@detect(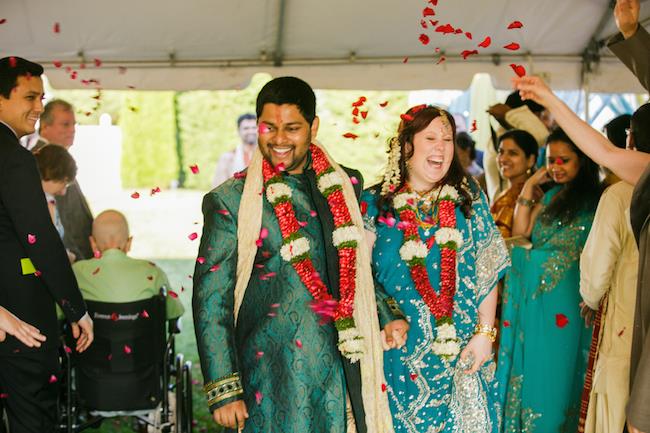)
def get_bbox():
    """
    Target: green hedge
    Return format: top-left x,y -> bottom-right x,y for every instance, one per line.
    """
119,92 -> 179,188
